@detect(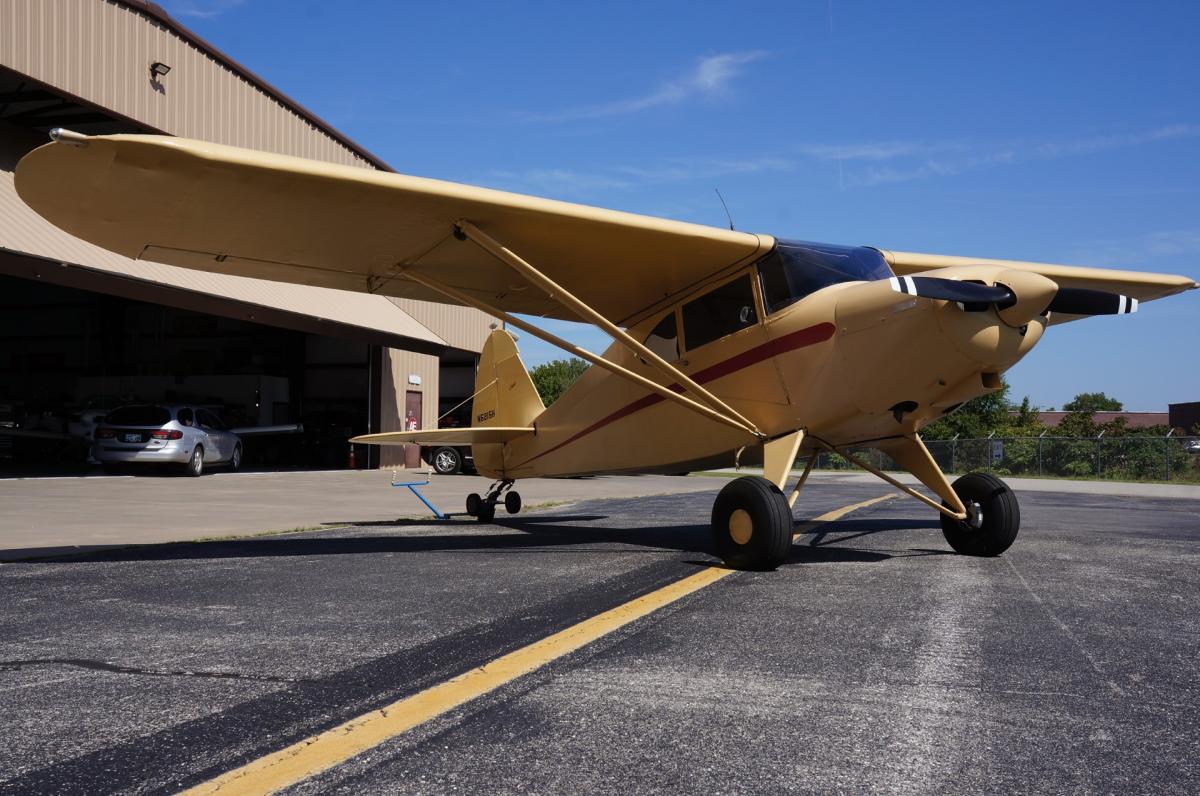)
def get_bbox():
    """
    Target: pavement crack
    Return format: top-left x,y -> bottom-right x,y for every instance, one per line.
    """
1004,557 -> 1127,697
0,658 -> 304,683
